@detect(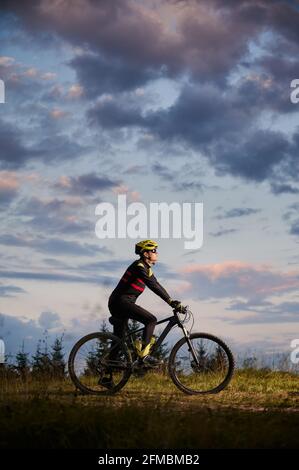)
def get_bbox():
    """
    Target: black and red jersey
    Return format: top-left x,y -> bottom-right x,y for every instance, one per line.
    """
109,259 -> 171,304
